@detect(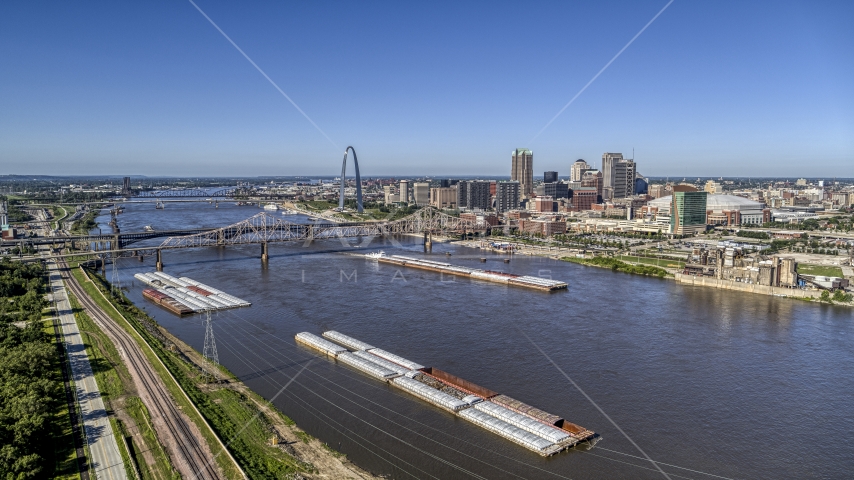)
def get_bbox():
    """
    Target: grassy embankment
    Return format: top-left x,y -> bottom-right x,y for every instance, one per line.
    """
63,286 -> 176,480
797,264 -> 844,278
562,255 -> 670,277
51,205 -> 68,231
71,209 -> 98,234
69,261 -> 316,479
616,255 -> 685,269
